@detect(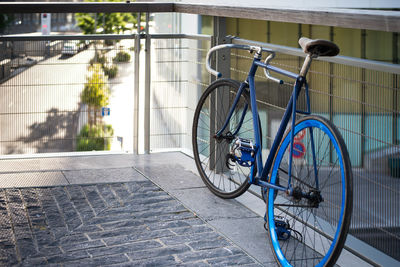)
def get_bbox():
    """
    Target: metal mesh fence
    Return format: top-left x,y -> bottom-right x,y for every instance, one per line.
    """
0,38 -> 135,155
0,32 -> 399,262
230,44 -> 400,261
150,37 -> 211,153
